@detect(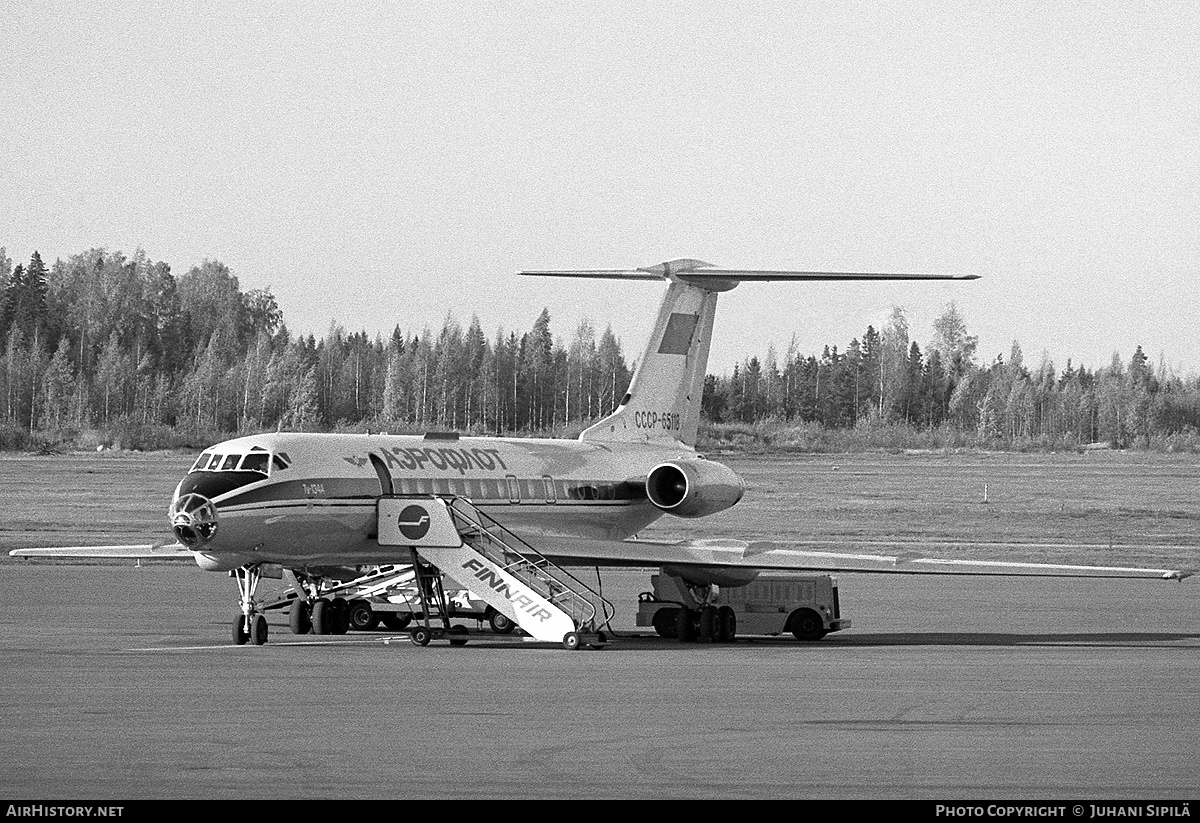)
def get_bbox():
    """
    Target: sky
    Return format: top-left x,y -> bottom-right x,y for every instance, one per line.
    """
2,1 -> 1197,377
